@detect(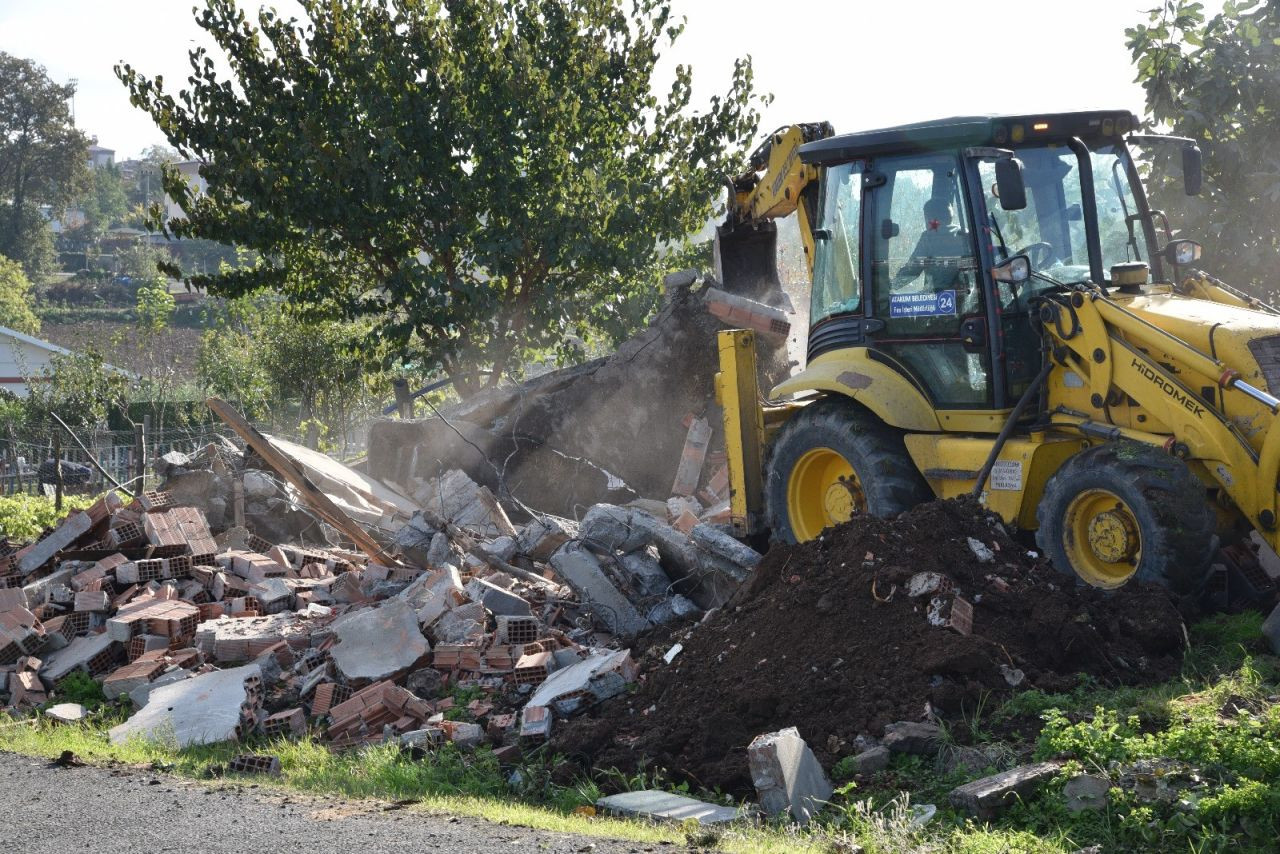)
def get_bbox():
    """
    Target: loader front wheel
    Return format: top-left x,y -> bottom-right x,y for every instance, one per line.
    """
766,397 -> 931,543
1036,442 -> 1216,593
